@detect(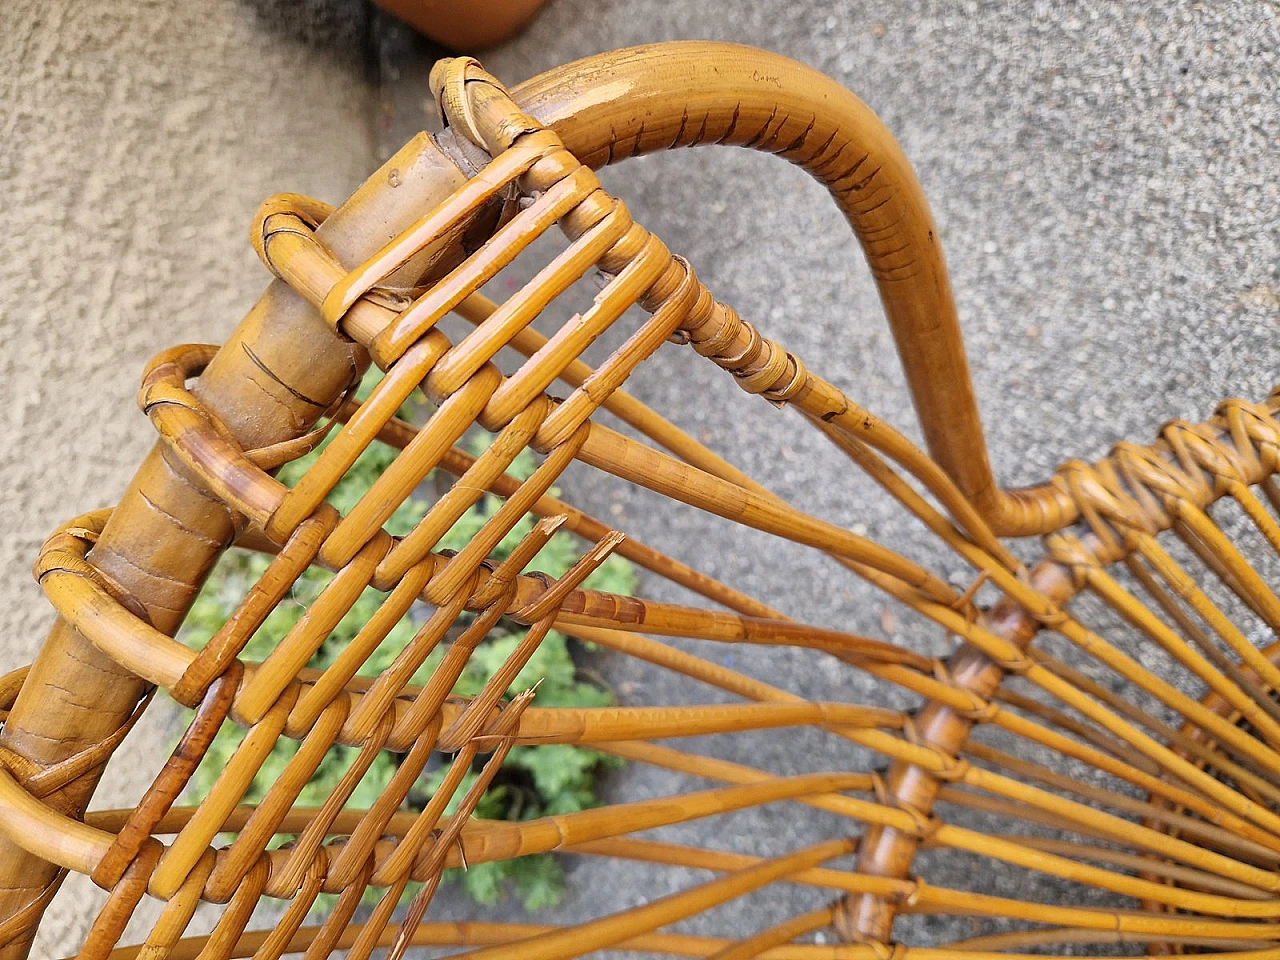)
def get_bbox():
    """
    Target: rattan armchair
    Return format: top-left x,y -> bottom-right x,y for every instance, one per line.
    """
3,42 -> 1280,960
